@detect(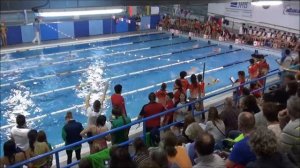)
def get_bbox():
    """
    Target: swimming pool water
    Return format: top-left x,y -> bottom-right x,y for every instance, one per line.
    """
0,32 -> 279,152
